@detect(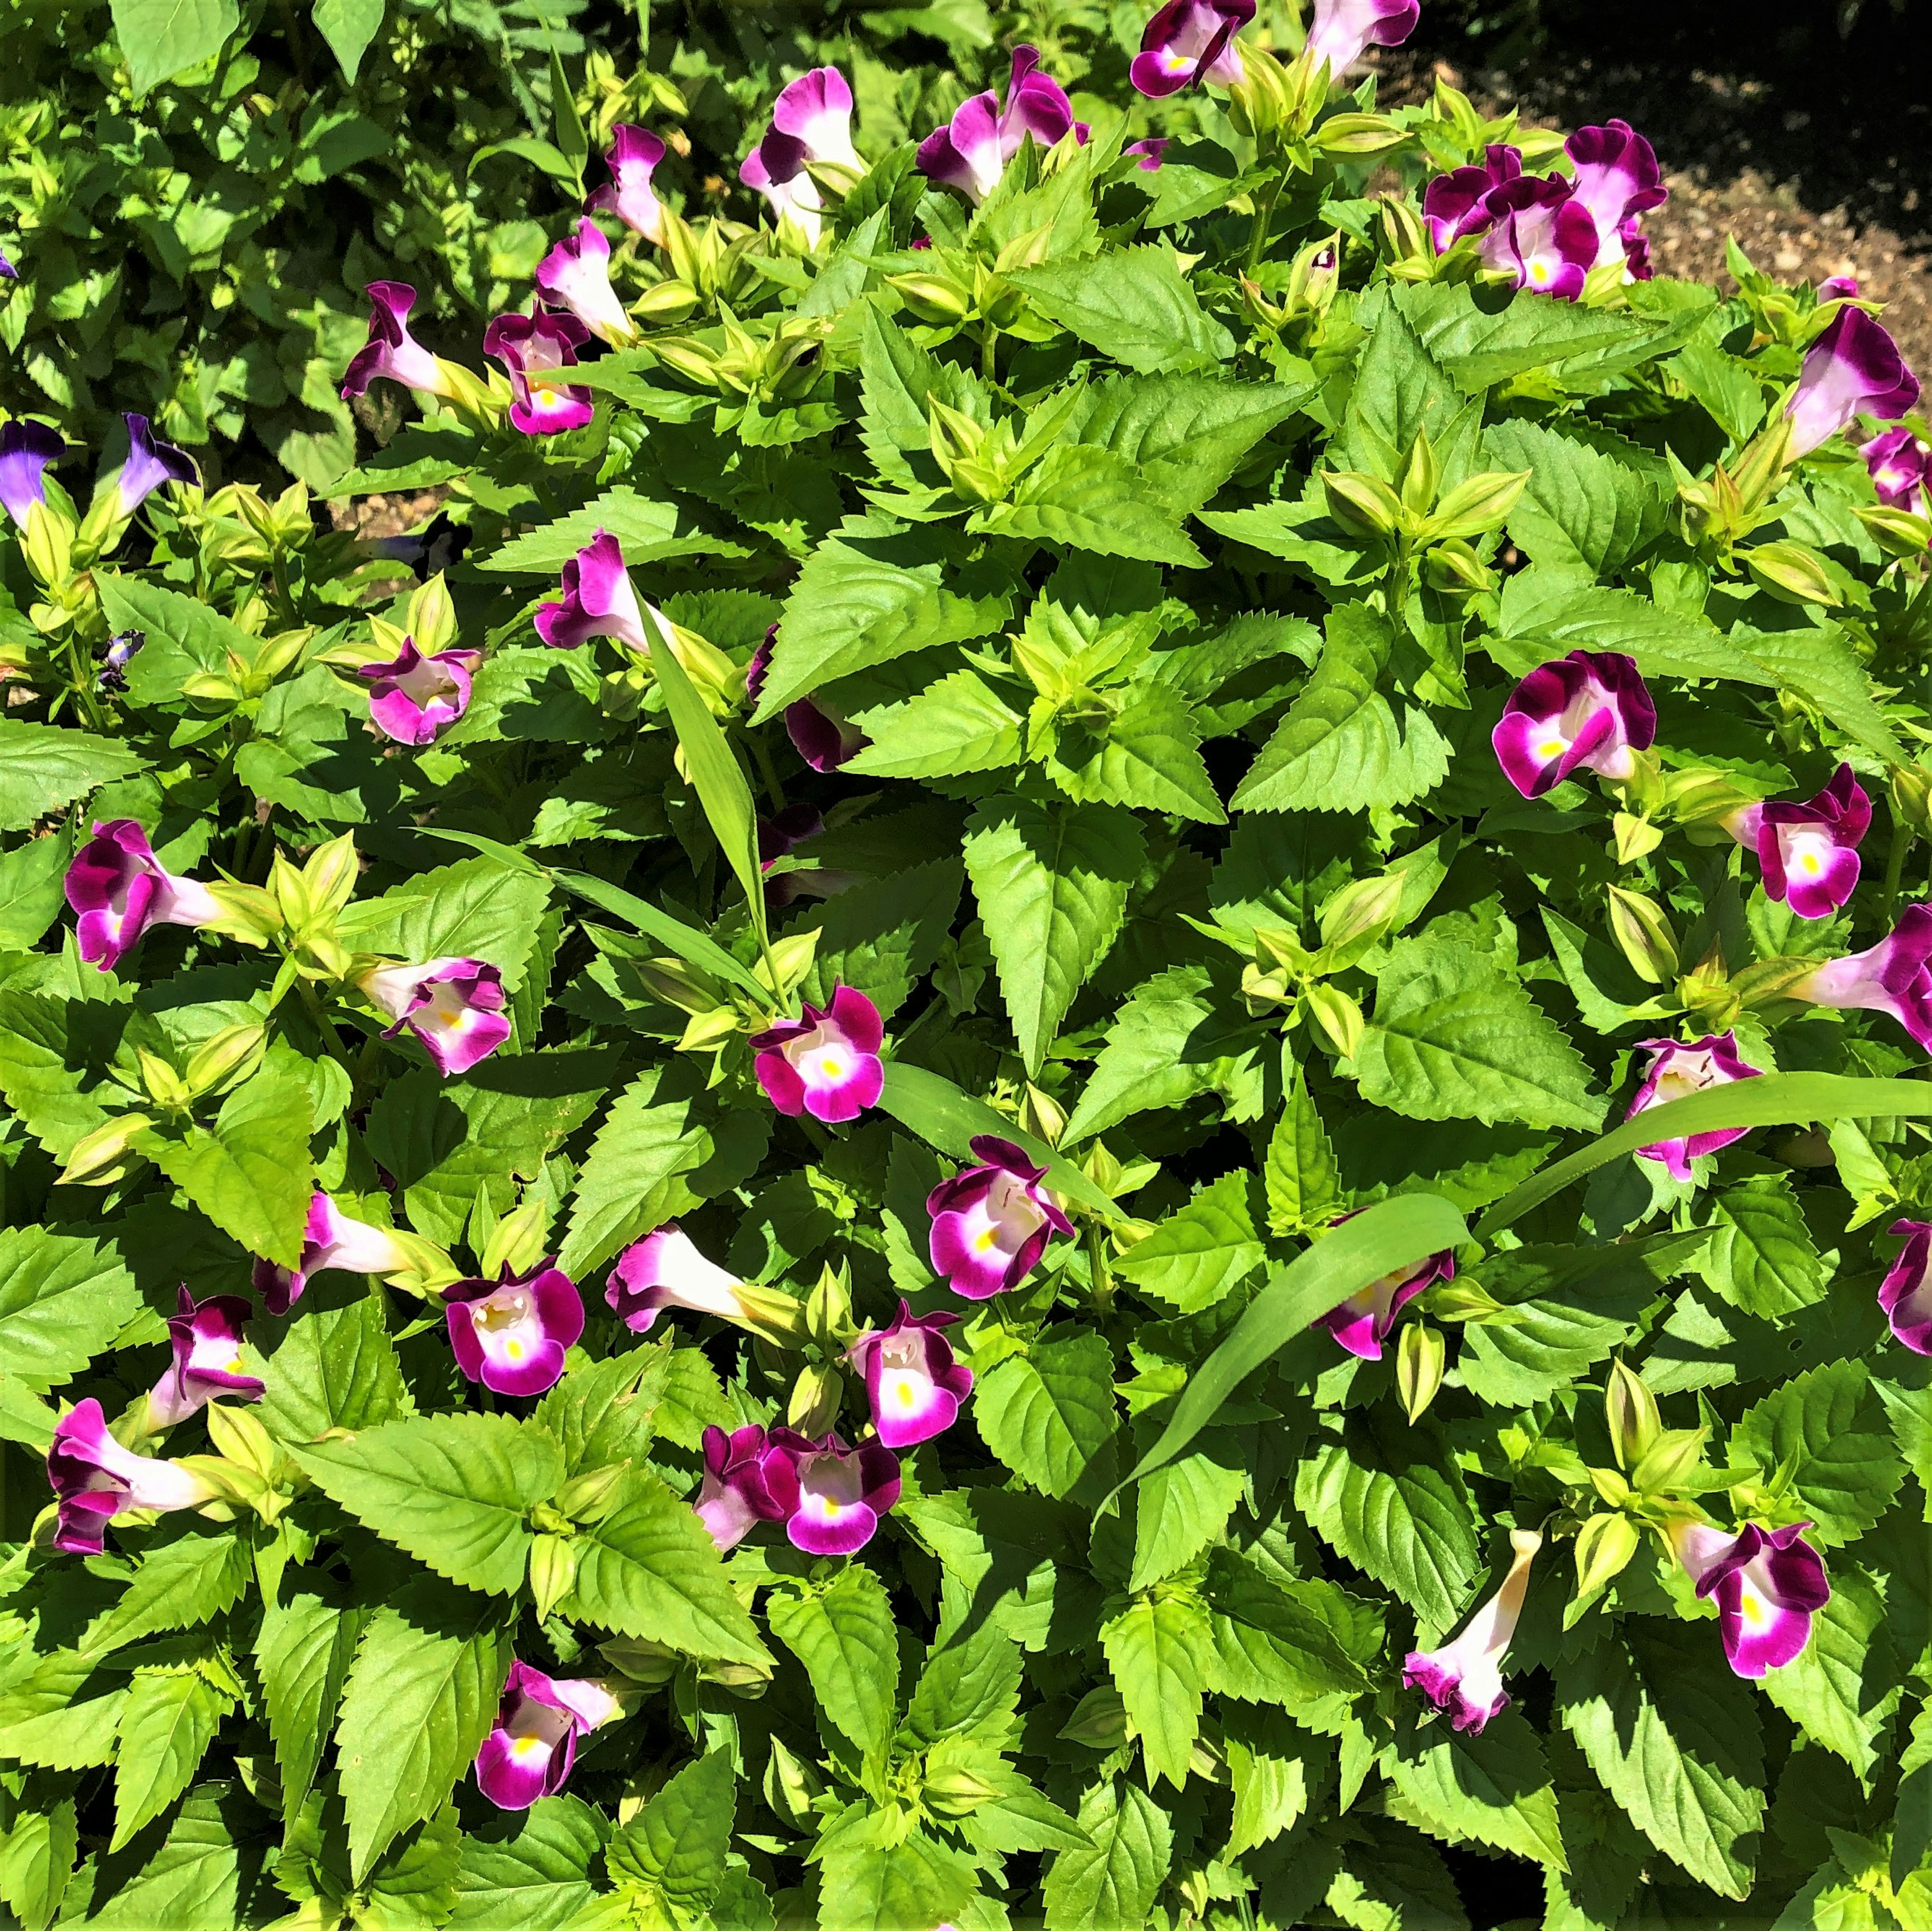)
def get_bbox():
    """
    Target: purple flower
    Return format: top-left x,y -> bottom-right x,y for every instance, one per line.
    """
474,1662 -> 621,1810
96,629 -> 144,694
1617,215 -> 1655,282
926,1134 -> 1072,1301
1863,426 -> 1930,515
1880,1219 -> 1932,1355
1564,120 -> 1666,279
606,1225 -> 756,1335
0,419 -> 65,526
1792,903 -> 1932,1051
1491,650 -> 1657,799
359,957 -> 511,1076
114,413 -> 197,518
535,531 -> 660,652
587,124 -> 669,245
1819,275 -> 1860,300
847,1301 -> 975,1447
1626,1033 -> 1765,1183
1421,145 -> 1522,251
1130,0 -> 1253,98
1303,0 -> 1419,75
444,1261 -> 584,1398
750,985 -> 884,1124
147,1287 -> 264,1430
357,636 -> 481,746
64,819 -> 222,973
46,1398 -> 213,1555
694,1423 -> 788,1550
1672,1520 -> 1829,1677
0,249 -> 13,278
252,1192 -> 414,1316
1786,306 -> 1920,458
1476,176 -> 1599,300
1728,763 -> 1871,920
1403,1529 -> 1539,1734
759,802 -> 826,870
917,47 -> 1088,203
1316,1223 -> 1454,1361
482,310 -> 595,438
1125,137 -> 1170,171
341,282 -> 458,401
759,1428 -> 901,1557
534,219 -> 636,349
785,696 -> 868,772
740,68 -> 860,247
